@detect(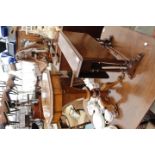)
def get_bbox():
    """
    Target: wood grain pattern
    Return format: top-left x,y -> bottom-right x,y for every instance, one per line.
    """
43,72 -> 90,124
63,31 -> 115,60
100,26 -> 155,128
